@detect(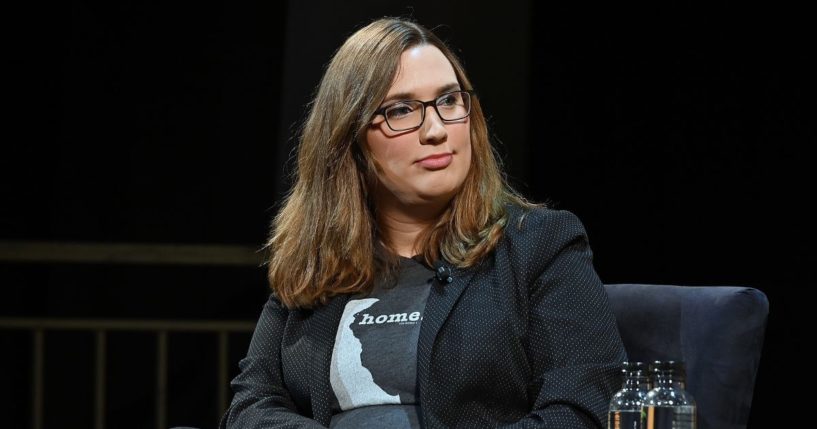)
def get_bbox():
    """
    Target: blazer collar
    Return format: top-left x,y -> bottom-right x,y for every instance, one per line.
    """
416,264 -> 478,390
306,293 -> 351,425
